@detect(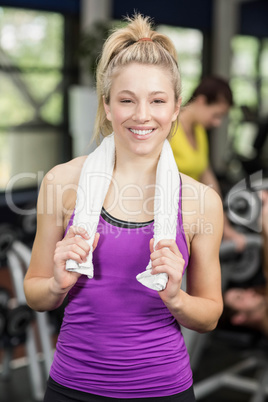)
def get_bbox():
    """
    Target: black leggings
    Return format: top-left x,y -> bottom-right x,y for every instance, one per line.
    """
43,377 -> 196,402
